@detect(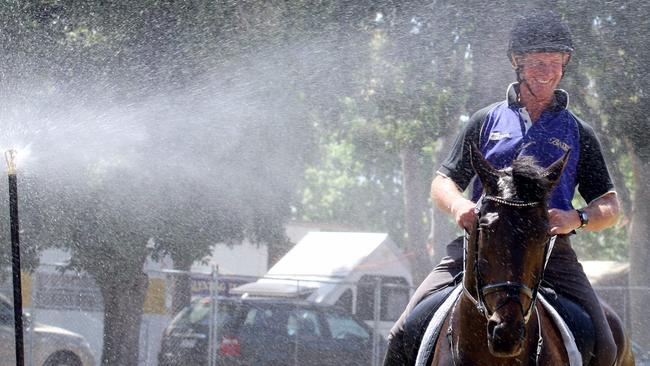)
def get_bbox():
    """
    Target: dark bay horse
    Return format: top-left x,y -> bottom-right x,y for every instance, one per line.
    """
423,146 -> 635,366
